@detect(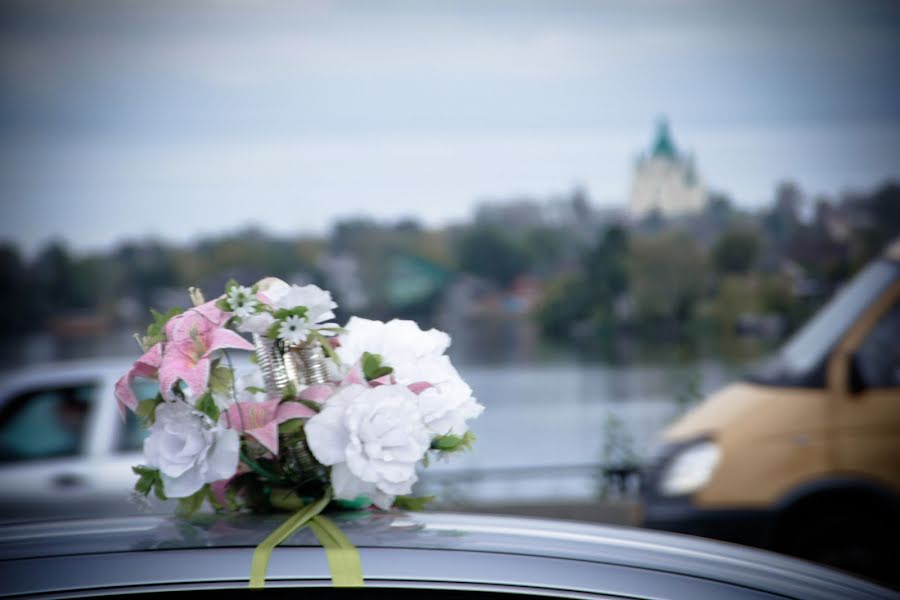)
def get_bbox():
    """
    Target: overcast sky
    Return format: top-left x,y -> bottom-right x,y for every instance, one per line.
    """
2,0 -> 900,254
